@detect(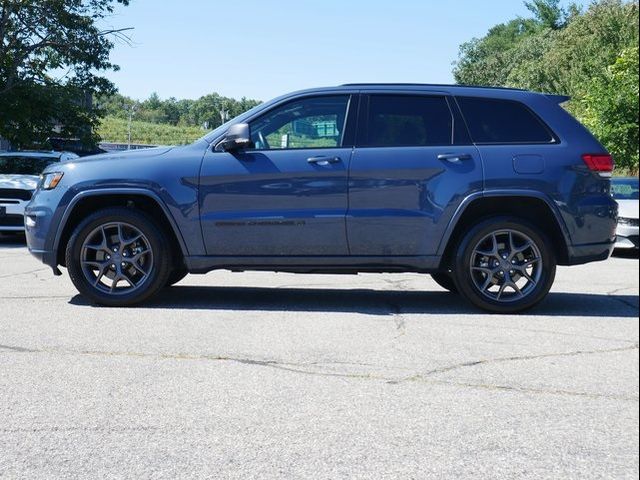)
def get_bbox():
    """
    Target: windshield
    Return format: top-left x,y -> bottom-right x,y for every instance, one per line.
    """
611,178 -> 639,200
199,102 -> 267,144
0,156 -> 58,175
